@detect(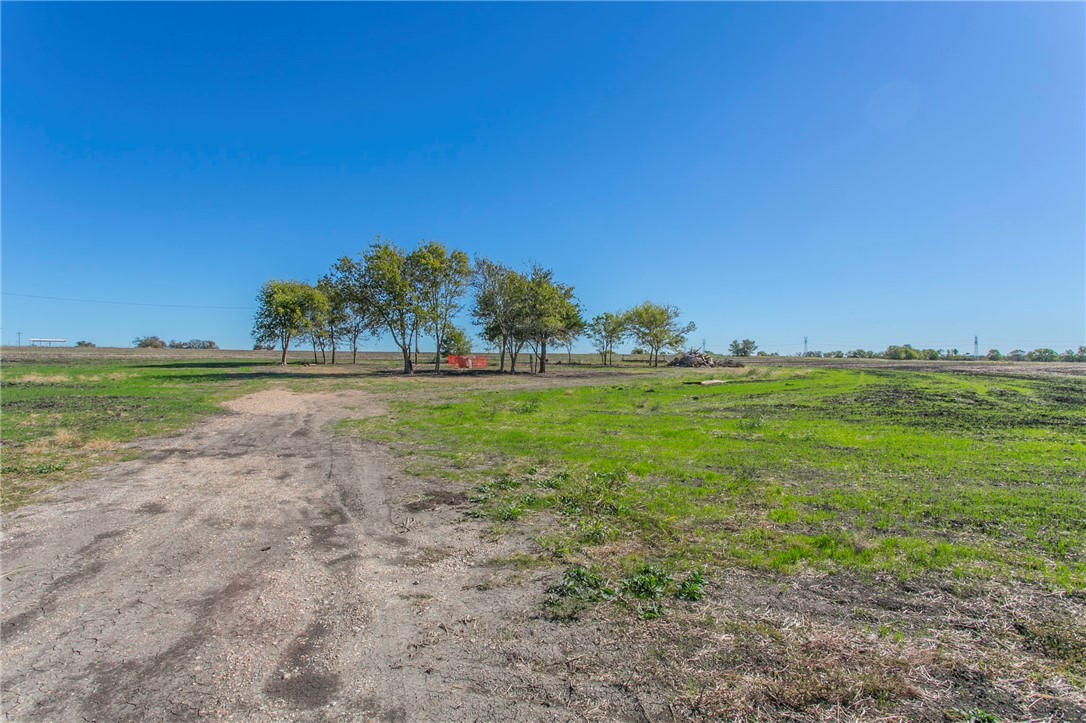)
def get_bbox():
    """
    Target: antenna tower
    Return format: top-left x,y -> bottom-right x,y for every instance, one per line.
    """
974,336 -> 979,359
803,336 -> 808,356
